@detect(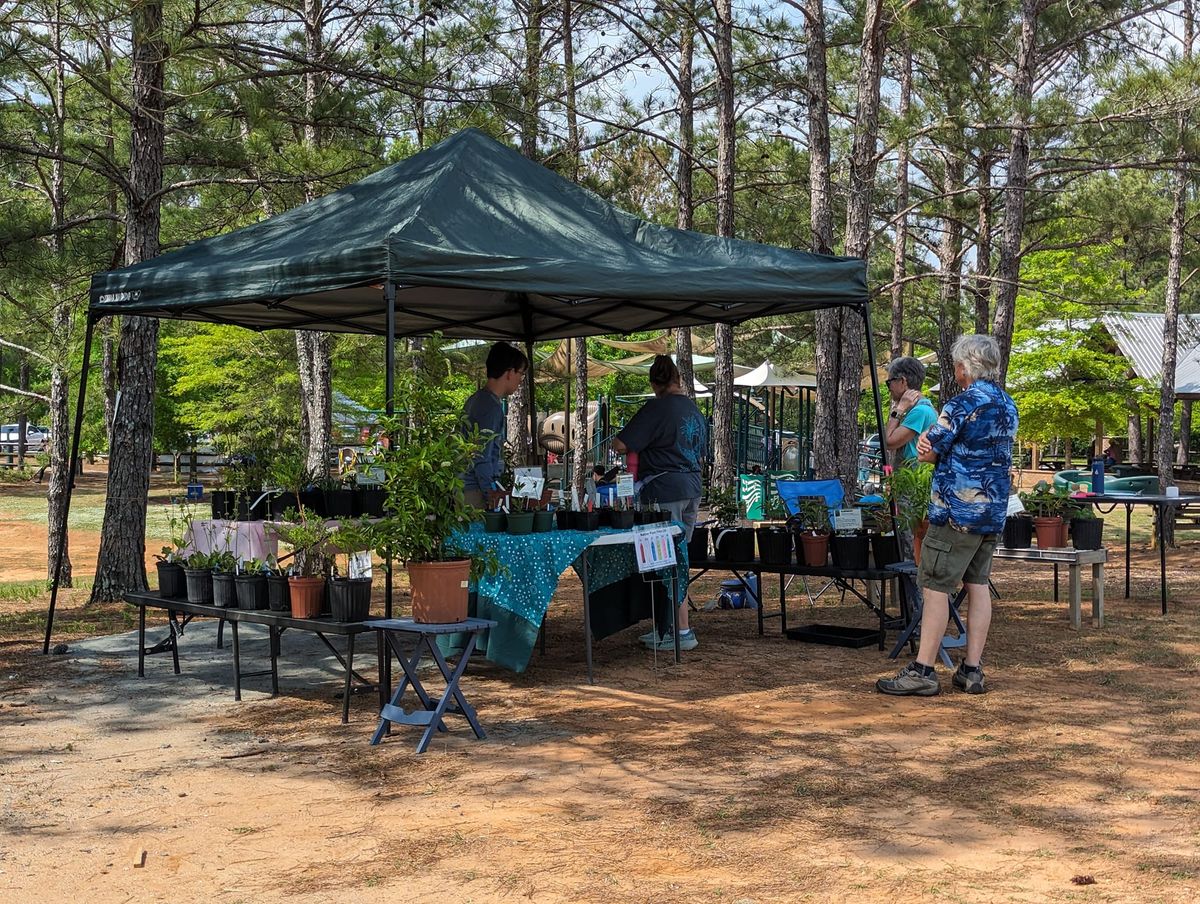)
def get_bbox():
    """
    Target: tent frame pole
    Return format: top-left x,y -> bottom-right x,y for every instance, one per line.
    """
858,300 -> 894,529
44,312 -> 96,653
384,282 -> 396,620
